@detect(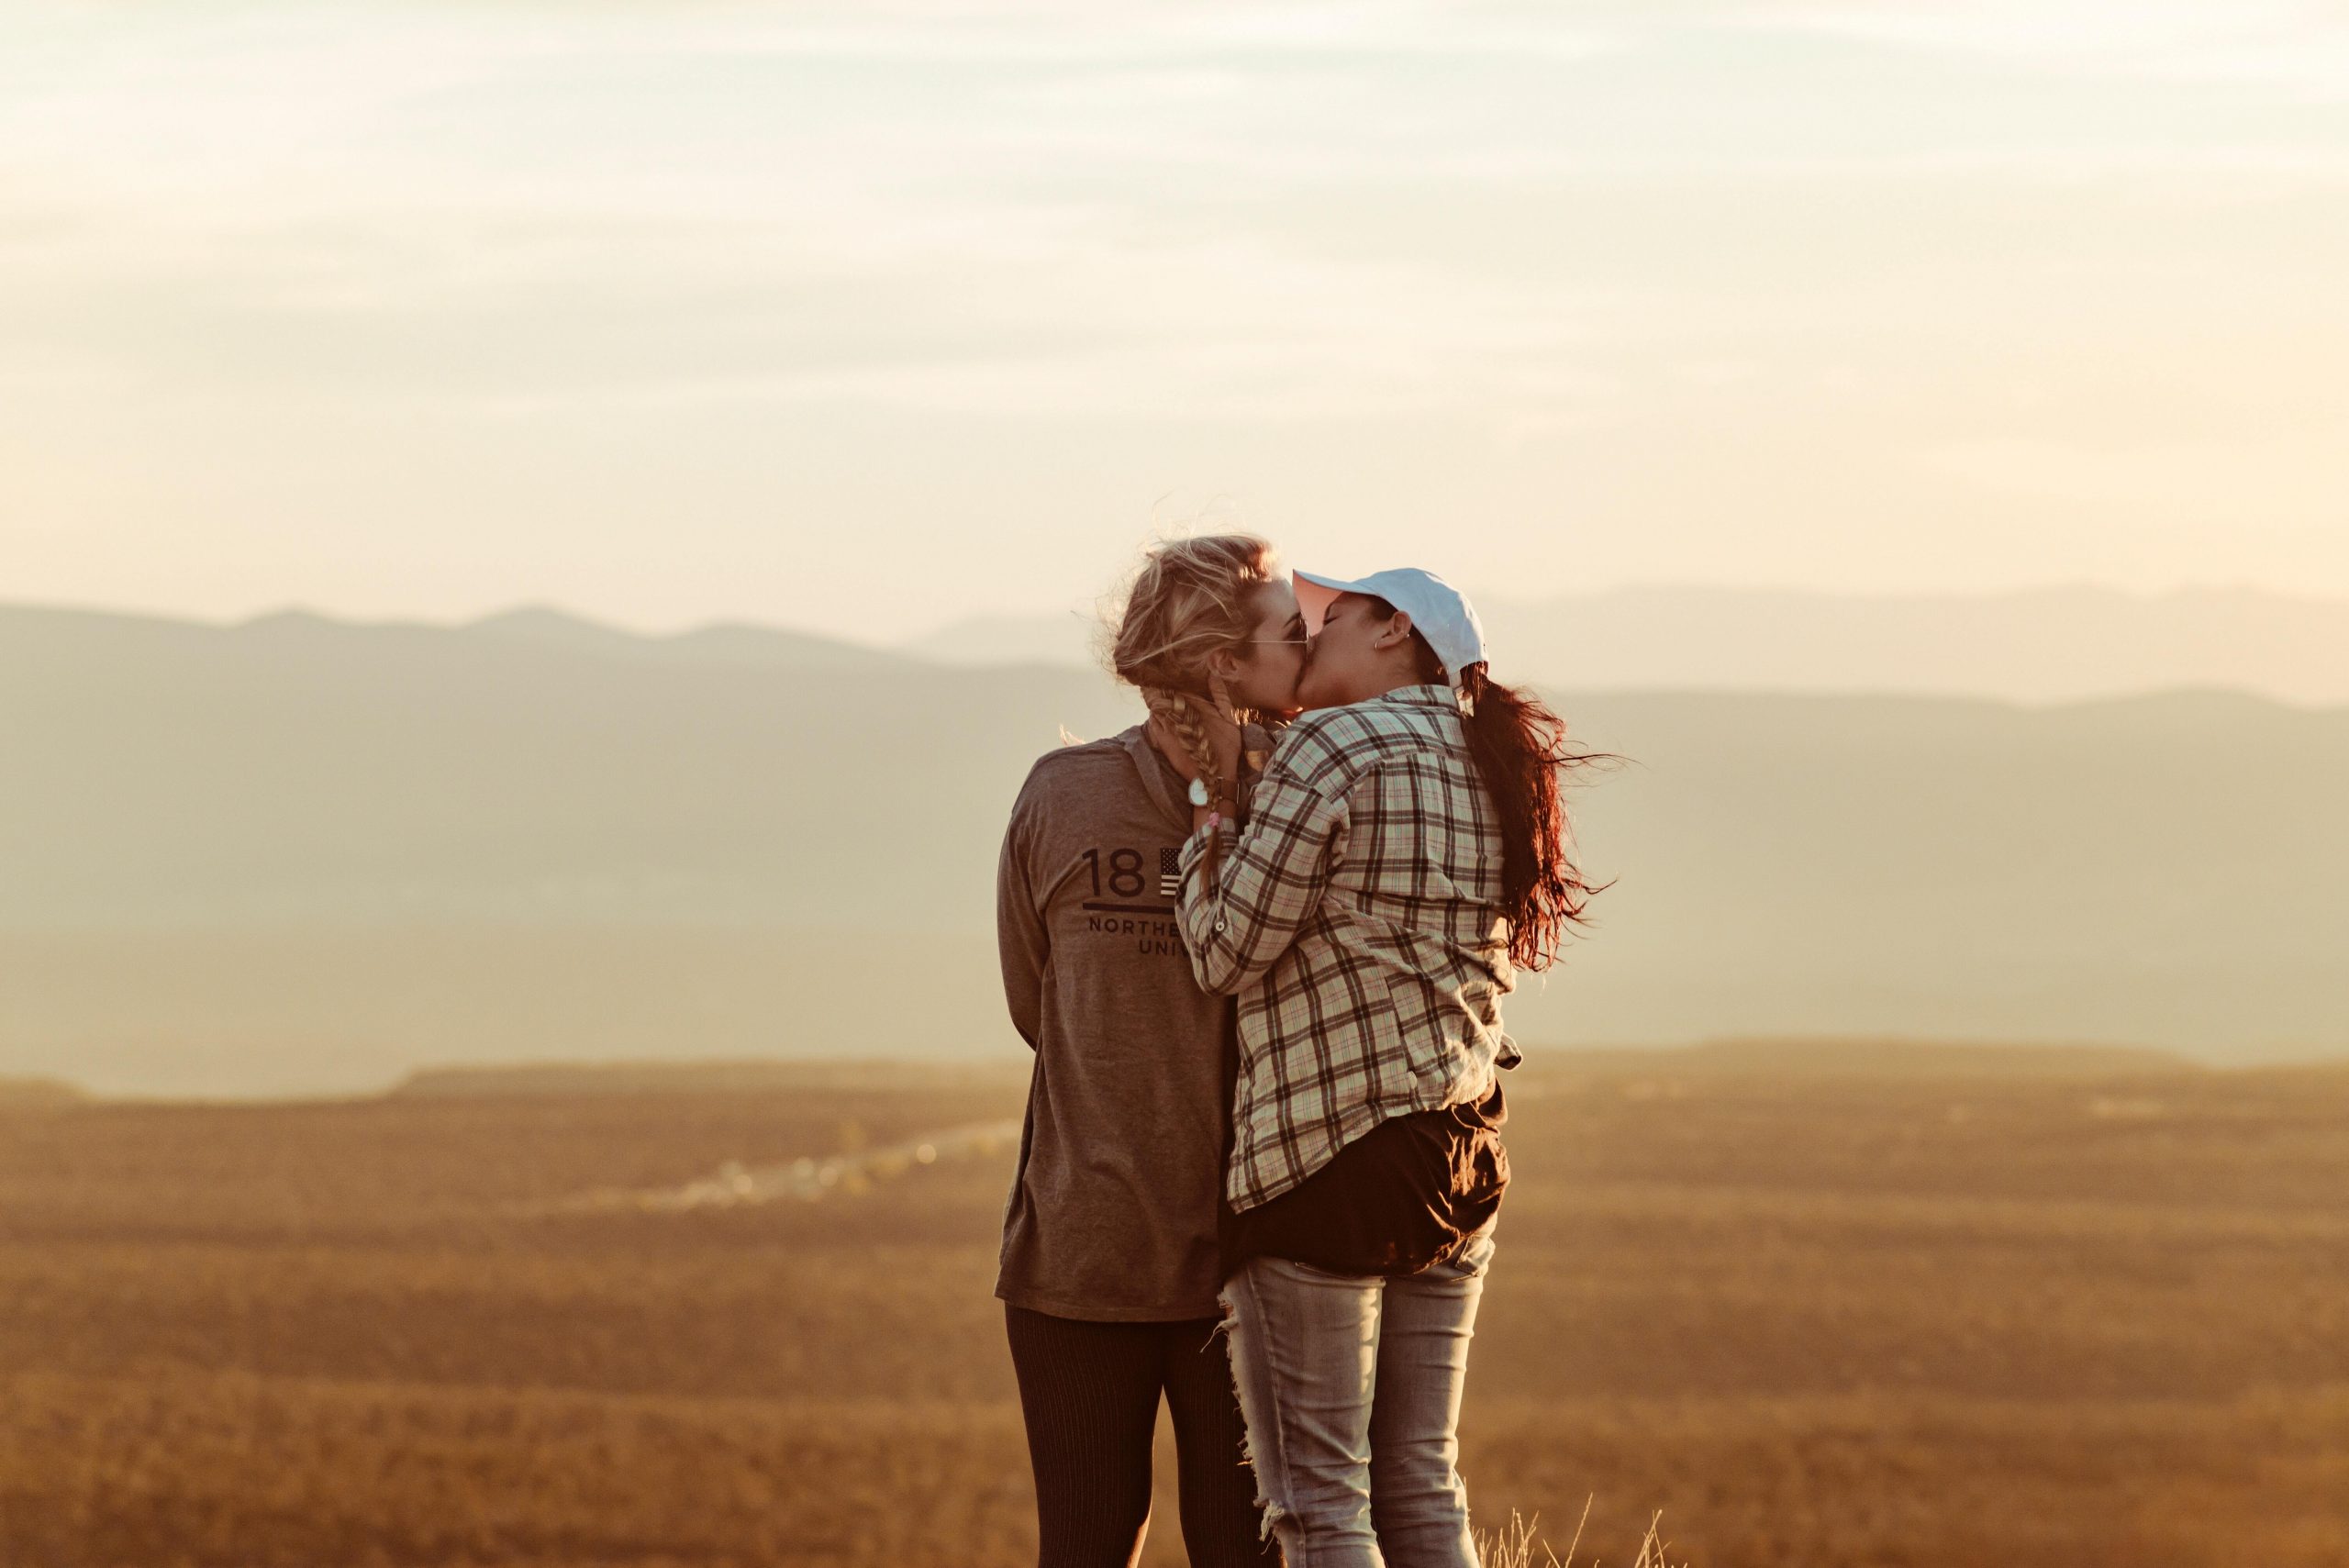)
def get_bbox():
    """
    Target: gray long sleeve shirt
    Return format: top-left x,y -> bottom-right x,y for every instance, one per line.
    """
995,723 -> 1249,1321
